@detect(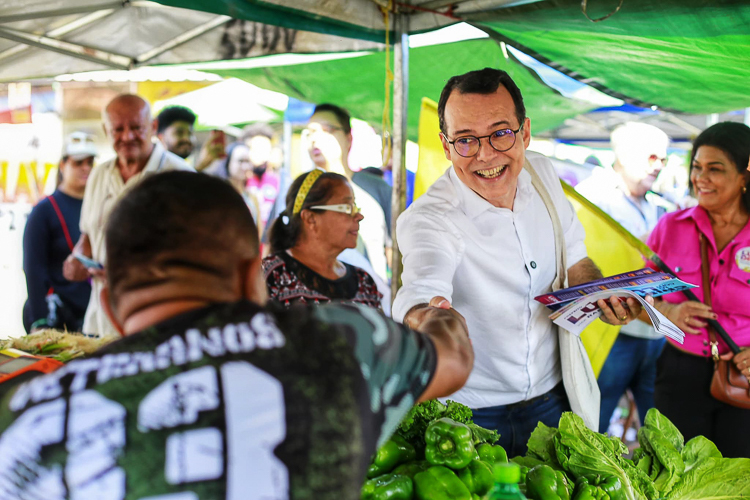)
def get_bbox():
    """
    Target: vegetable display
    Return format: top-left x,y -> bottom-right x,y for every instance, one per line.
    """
363,400 -> 506,500
515,408 -> 750,500
365,402 -> 750,500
